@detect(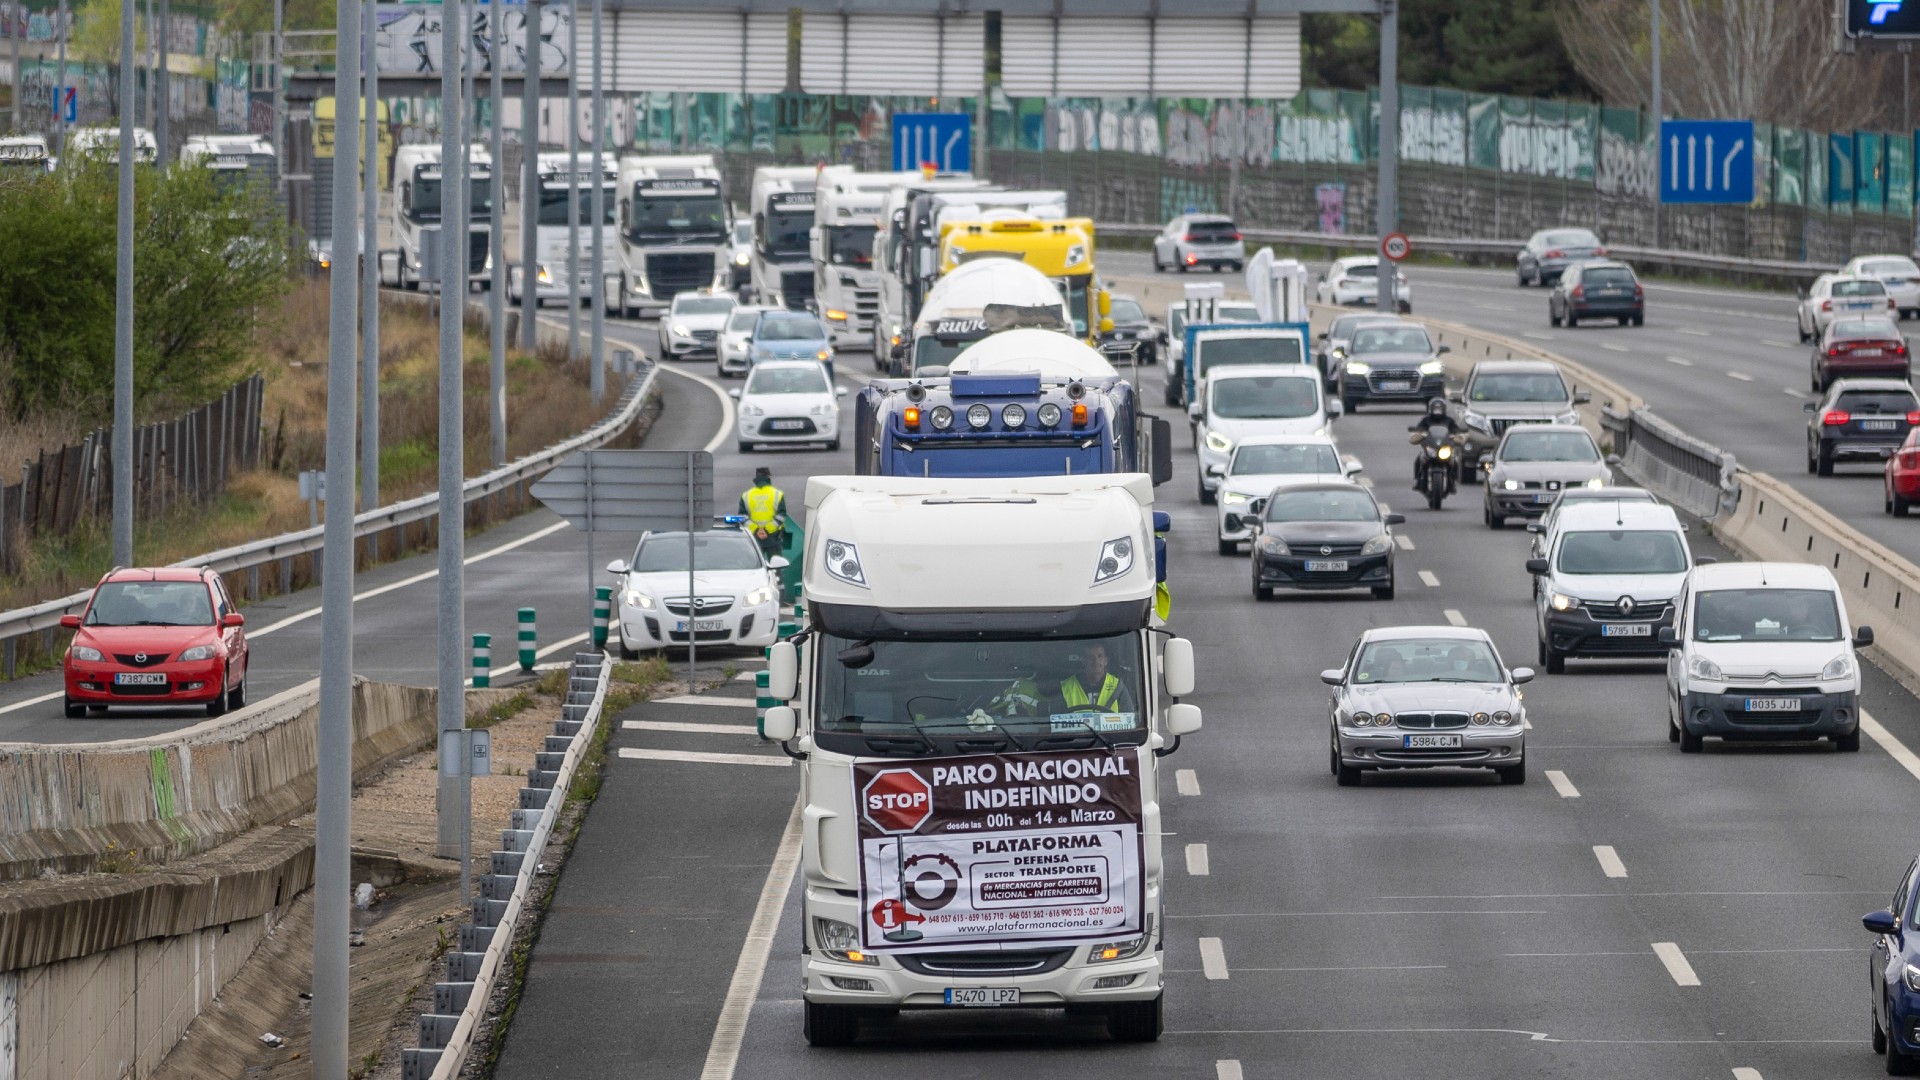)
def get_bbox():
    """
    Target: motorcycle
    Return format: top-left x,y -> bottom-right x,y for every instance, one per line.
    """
1409,423 -> 1464,510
